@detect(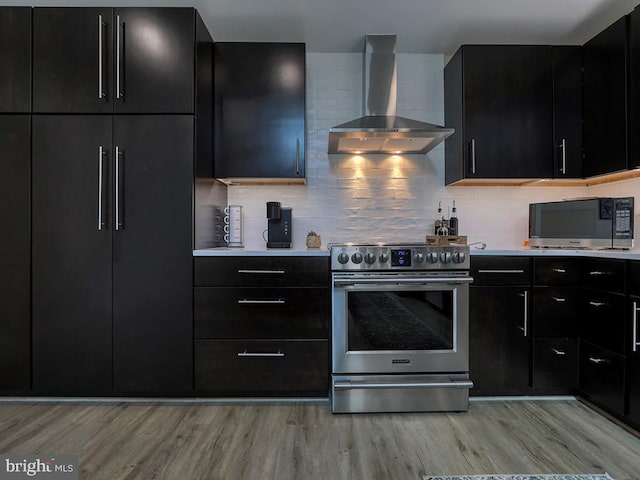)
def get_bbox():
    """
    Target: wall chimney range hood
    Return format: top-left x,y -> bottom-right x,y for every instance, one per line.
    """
328,35 -> 454,155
